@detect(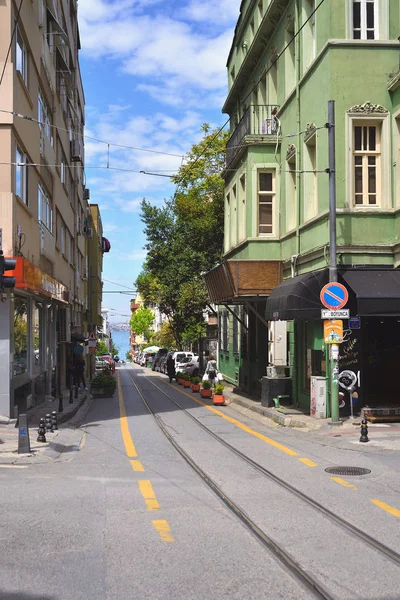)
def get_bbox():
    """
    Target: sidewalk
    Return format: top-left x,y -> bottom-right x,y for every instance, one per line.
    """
0,388 -> 91,464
